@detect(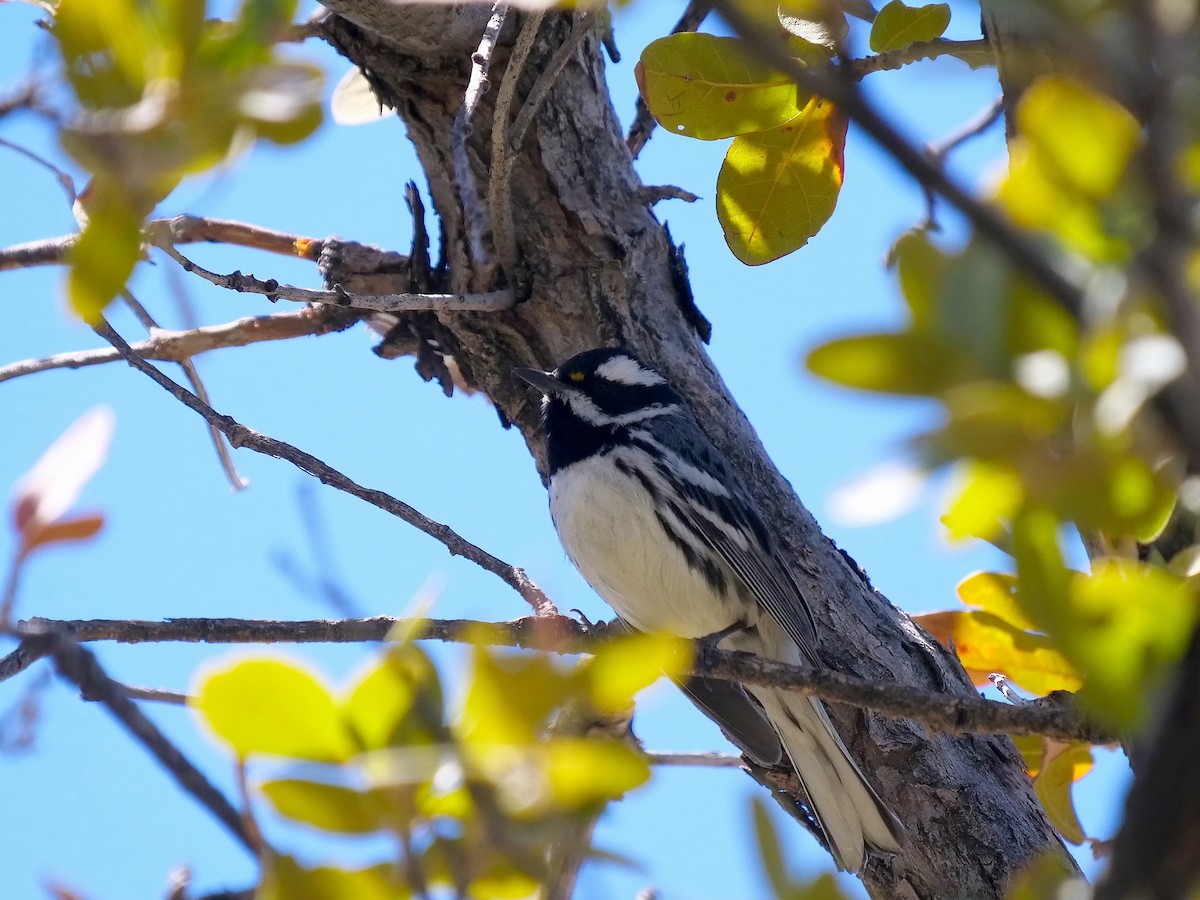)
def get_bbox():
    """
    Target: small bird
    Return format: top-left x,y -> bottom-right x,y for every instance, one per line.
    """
516,347 -> 903,872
